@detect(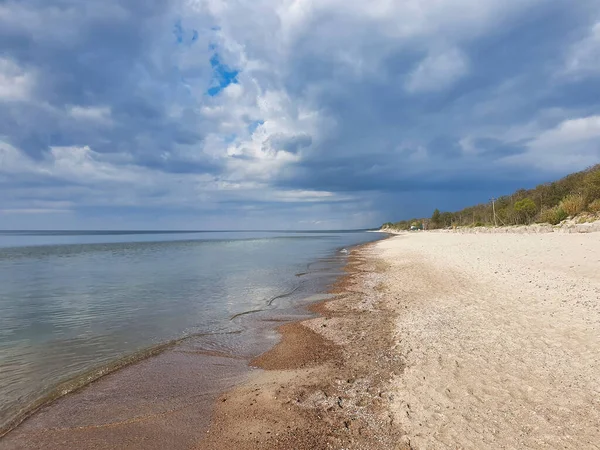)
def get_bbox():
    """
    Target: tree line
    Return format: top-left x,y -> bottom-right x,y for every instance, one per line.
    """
382,164 -> 600,230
